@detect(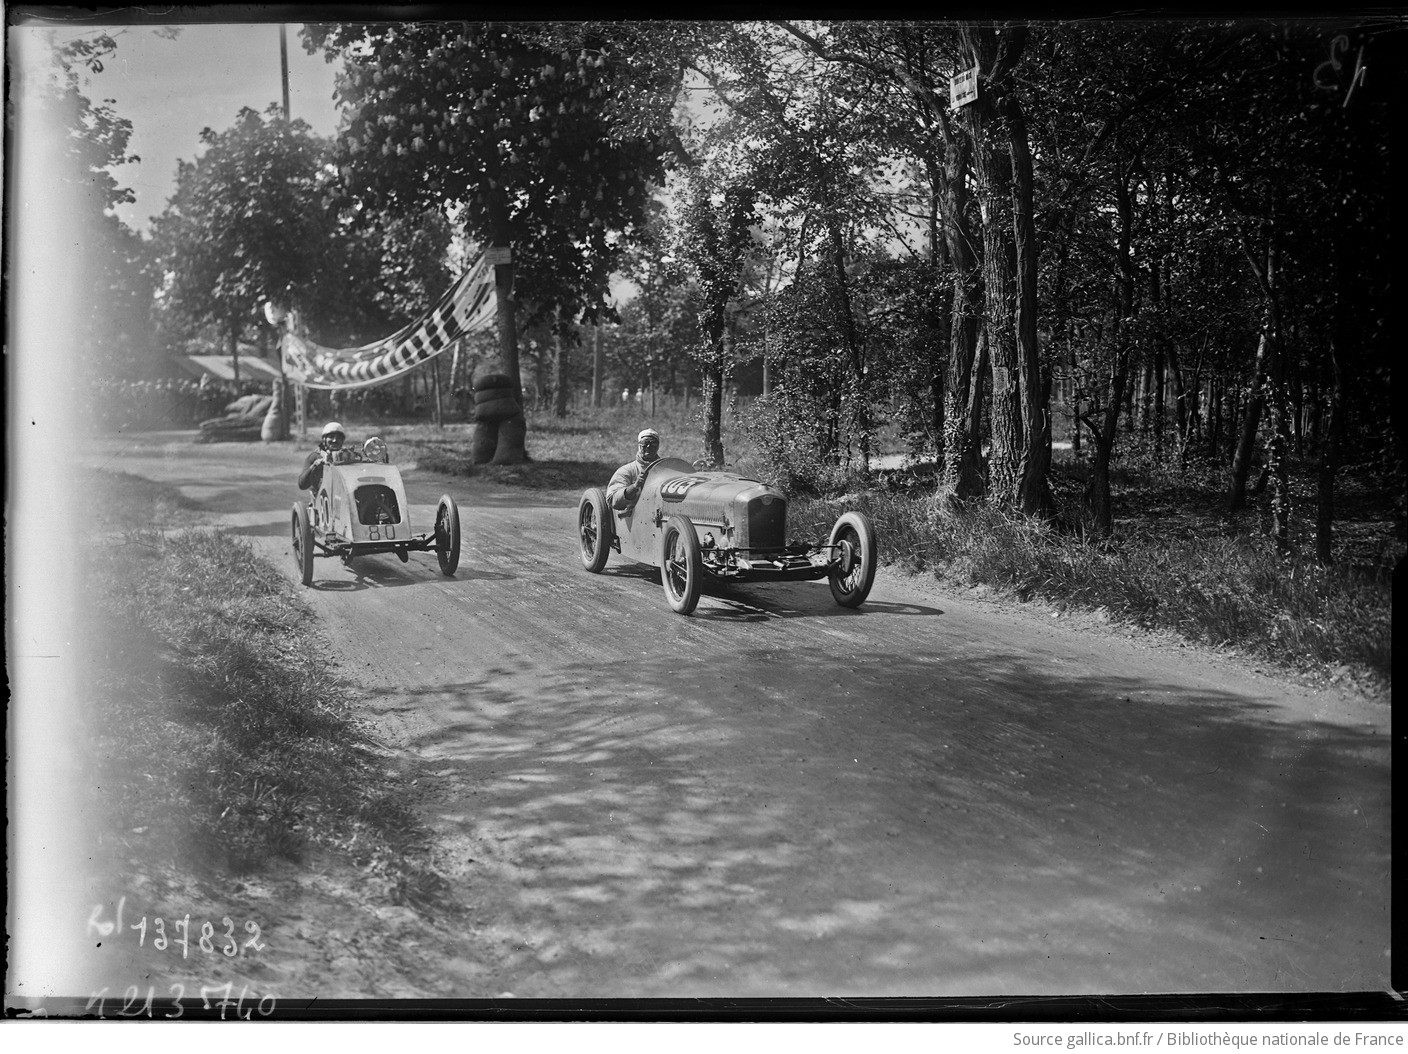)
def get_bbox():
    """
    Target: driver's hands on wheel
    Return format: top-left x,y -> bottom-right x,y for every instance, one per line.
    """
625,483 -> 641,503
